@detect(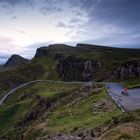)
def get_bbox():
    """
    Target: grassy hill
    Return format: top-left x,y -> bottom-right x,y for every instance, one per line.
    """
0,81 -> 122,139
0,43 -> 140,139
0,80 -> 140,139
0,81 -> 81,138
